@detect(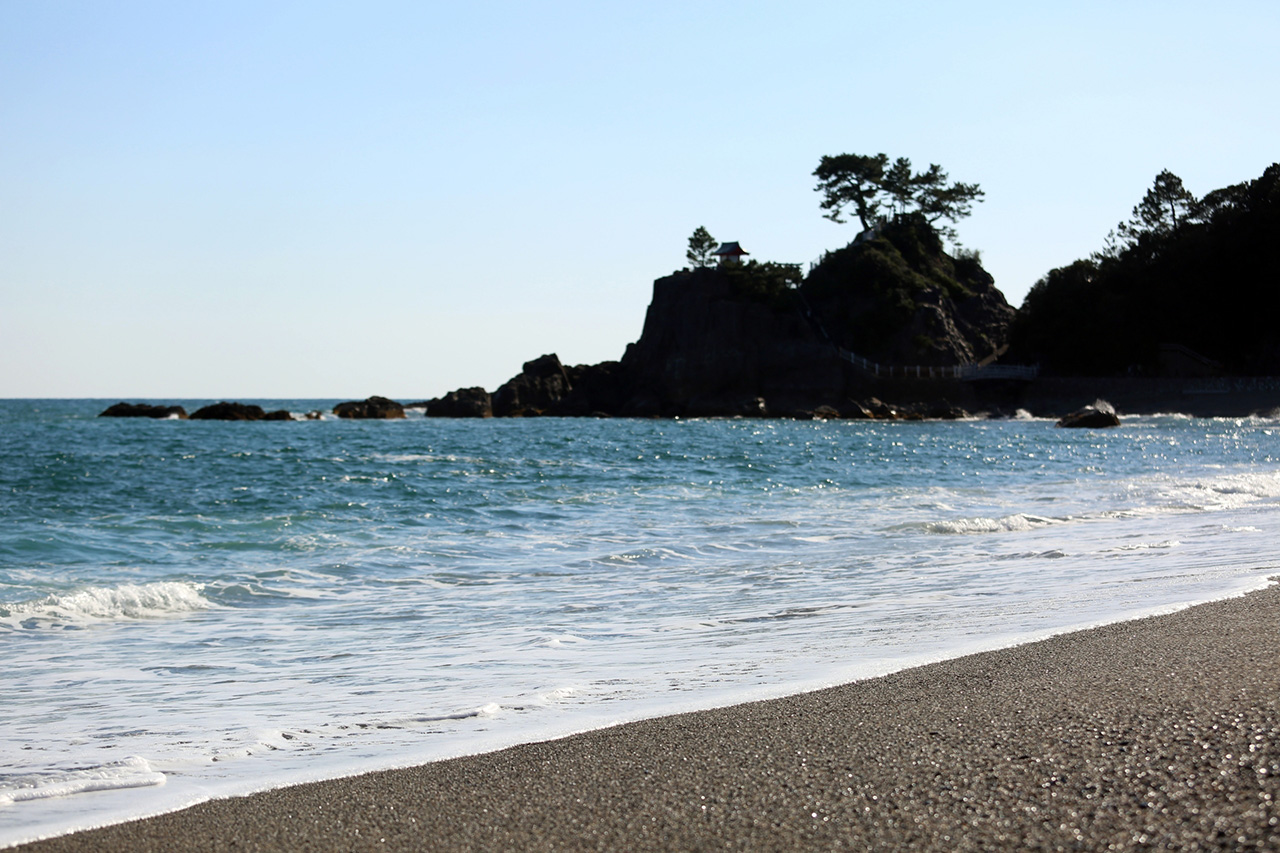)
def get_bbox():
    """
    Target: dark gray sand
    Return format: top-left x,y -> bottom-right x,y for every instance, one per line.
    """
17,583 -> 1280,852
